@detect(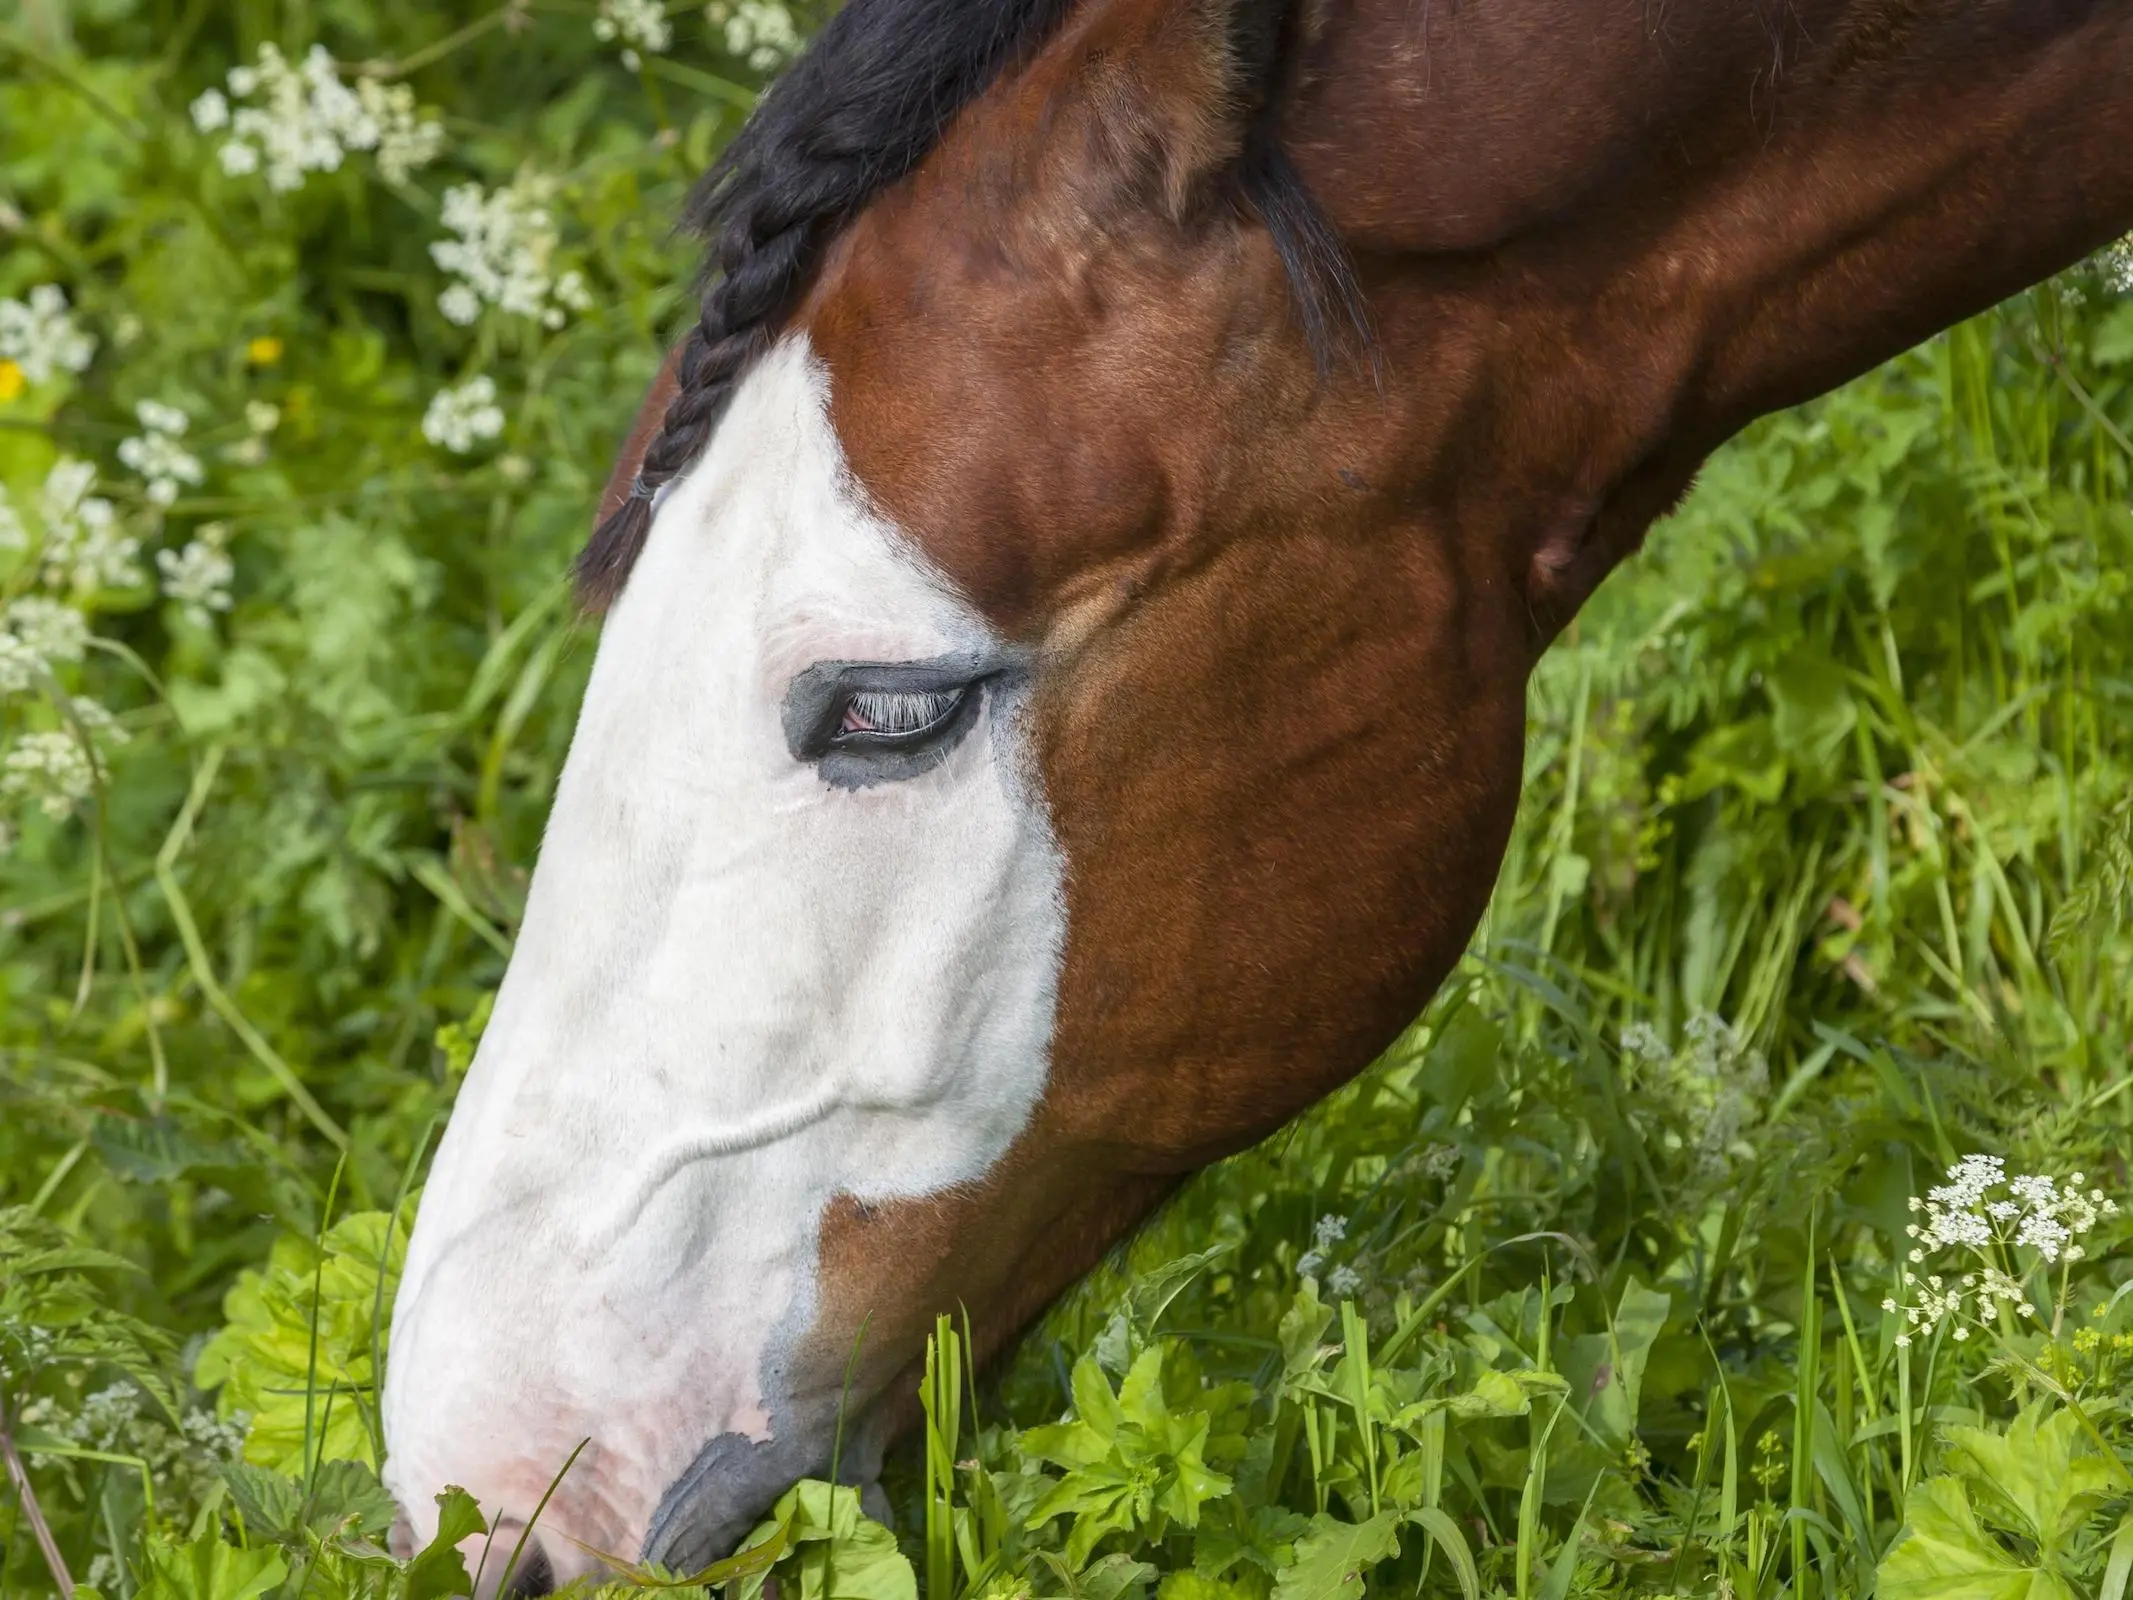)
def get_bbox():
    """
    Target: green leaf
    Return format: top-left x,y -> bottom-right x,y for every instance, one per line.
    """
1272,1512 -> 1402,1600
221,1462 -> 303,1546
1277,1282 -> 1335,1390
1940,1405 -> 2120,1558
756,1482 -> 915,1600
1405,1508 -> 1479,1600
1877,1477 -> 2070,1600
403,1486 -> 490,1600
2093,299 -> 2133,364
136,1532 -> 287,1600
